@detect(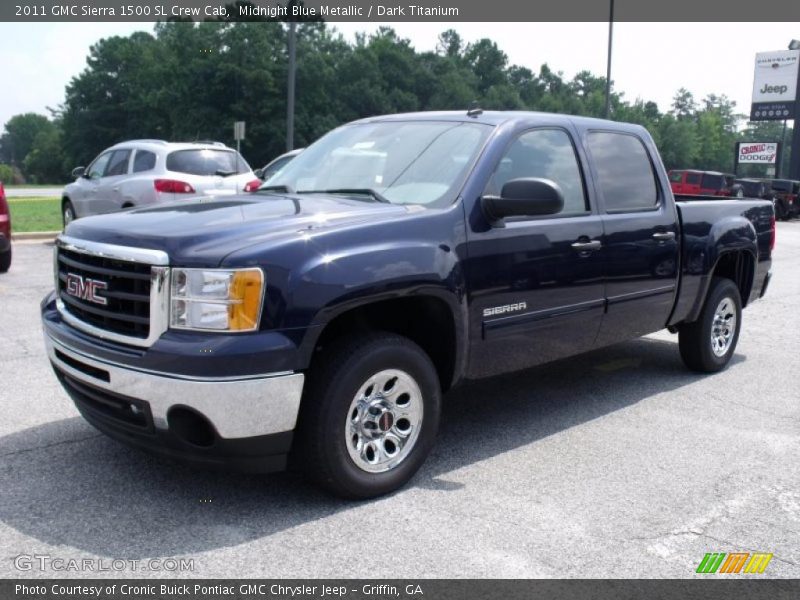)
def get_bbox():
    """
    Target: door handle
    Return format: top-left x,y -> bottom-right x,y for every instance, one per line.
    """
112,187 -> 119,192
571,240 -> 602,252
652,231 -> 676,242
